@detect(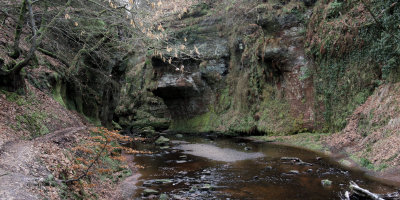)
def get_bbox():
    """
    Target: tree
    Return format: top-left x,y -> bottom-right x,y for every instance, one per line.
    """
0,0 -> 71,93
0,0 -> 197,93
